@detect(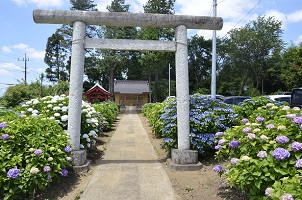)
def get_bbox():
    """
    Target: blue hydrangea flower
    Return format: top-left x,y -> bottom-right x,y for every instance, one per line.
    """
272,148 -> 290,161
1,134 -> 10,140
61,169 -> 68,176
43,166 -> 51,172
215,131 -> 224,137
229,139 -> 240,148
241,118 -> 249,123
34,149 -> 43,155
293,116 -> 302,125
163,138 -> 173,143
230,158 -> 239,164
242,127 -> 252,133
266,124 -> 275,129
214,145 -> 222,150
276,136 -> 289,144
265,187 -> 273,198
291,141 -> 302,151
280,193 -> 294,200
295,159 -> 302,168
7,168 -> 20,179
213,165 -> 222,172
286,114 -> 296,119
0,122 -> 7,129
256,116 -> 265,122
257,151 -> 268,158
64,146 -> 72,153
